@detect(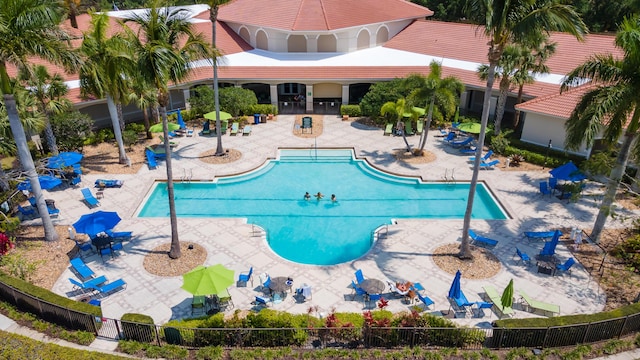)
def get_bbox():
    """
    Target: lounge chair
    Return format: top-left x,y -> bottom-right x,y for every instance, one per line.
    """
555,257 -> 576,276
387,281 -> 410,299
145,149 -> 158,170
158,135 -> 178,148
75,240 -> 93,253
416,119 -> 424,135
351,280 -> 367,300
355,269 -> 365,284
17,205 -> 36,219
416,292 -> 435,310
469,150 -> 494,162
90,278 -> 127,297
519,290 -> 560,316
259,273 -> 271,293
238,266 -> 253,286
384,122 -> 393,136
242,125 -> 252,136
479,159 -> 500,169
47,206 -> 60,217
95,179 -> 124,188
70,176 -> 82,186
230,122 -> 239,136
482,285 -> 514,318
255,295 -> 270,308
448,290 -> 474,317
443,132 -> 456,142
69,275 -> 107,294
70,257 -> 95,280
469,229 -> 499,248
514,247 -> 531,266
404,120 -> 415,135
449,137 -> 474,148
539,181 -> 552,195
80,188 -> 100,208
524,231 -> 557,241
106,230 -> 133,241
191,295 -> 206,315
186,128 -> 194,137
